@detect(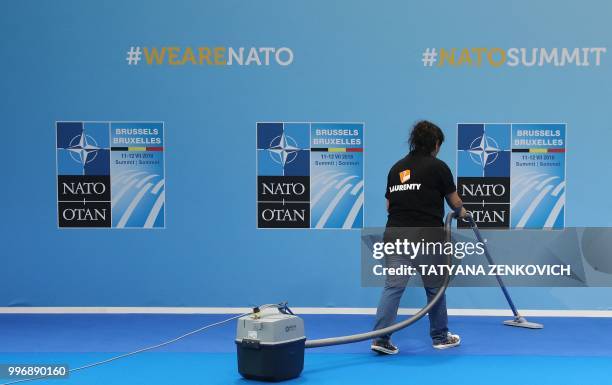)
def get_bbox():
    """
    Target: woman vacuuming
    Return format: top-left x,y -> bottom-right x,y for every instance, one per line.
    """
371,120 -> 467,354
